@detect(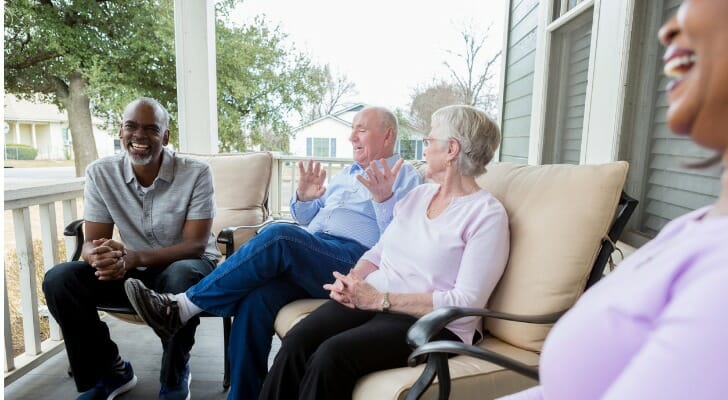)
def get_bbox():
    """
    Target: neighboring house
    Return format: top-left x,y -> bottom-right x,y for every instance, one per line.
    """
3,94 -> 116,160
289,103 -> 424,161
499,0 -> 721,246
